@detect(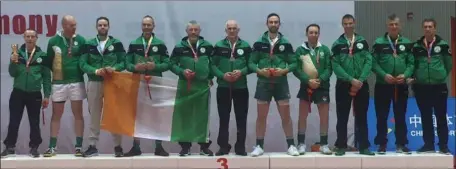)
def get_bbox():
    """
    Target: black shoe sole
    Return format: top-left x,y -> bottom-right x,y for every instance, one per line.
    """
83,153 -> 99,157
